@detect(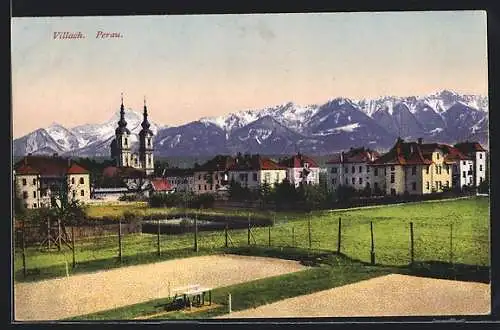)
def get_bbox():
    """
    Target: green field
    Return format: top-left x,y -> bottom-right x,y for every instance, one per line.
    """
14,197 -> 489,282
